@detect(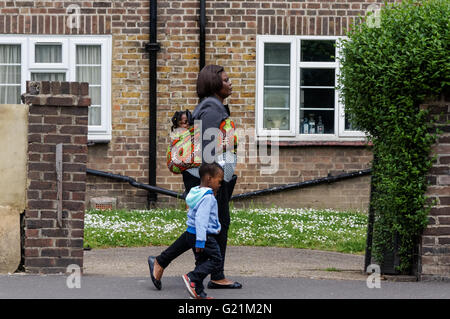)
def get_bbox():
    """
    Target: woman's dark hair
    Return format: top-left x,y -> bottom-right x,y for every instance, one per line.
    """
199,162 -> 224,179
170,110 -> 192,131
196,64 -> 224,99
